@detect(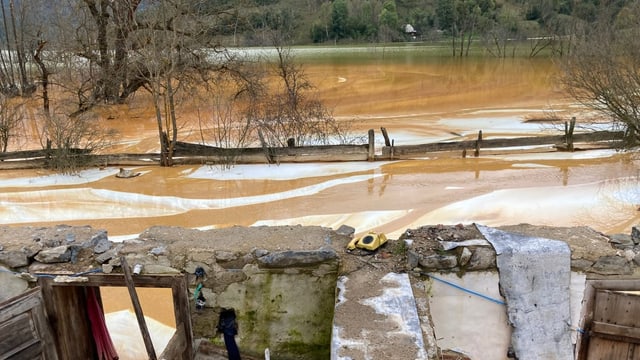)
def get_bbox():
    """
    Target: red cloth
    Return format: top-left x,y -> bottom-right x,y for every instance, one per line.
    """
86,288 -> 119,360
